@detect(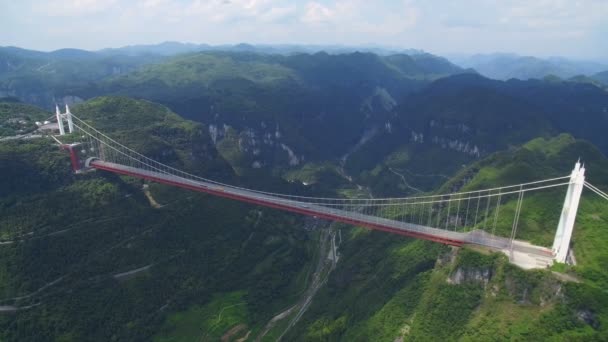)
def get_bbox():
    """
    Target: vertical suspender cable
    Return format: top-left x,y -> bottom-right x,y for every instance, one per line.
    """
492,190 -> 502,236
